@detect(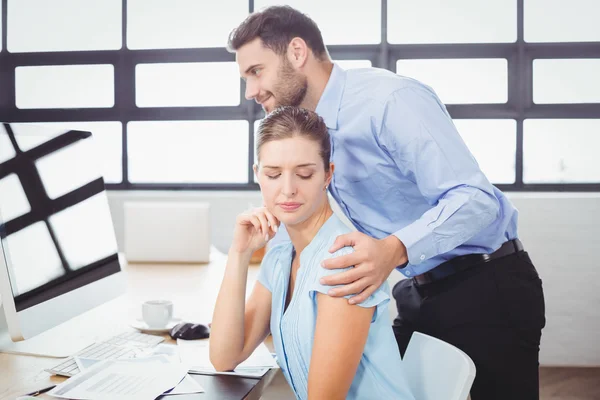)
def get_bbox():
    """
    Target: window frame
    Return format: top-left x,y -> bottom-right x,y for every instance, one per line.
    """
0,0 -> 598,192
